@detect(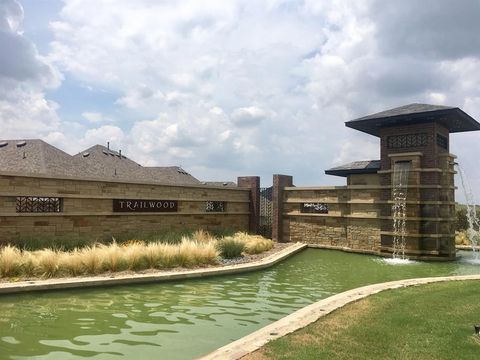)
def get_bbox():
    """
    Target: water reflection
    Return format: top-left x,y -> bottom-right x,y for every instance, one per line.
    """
0,249 -> 479,359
